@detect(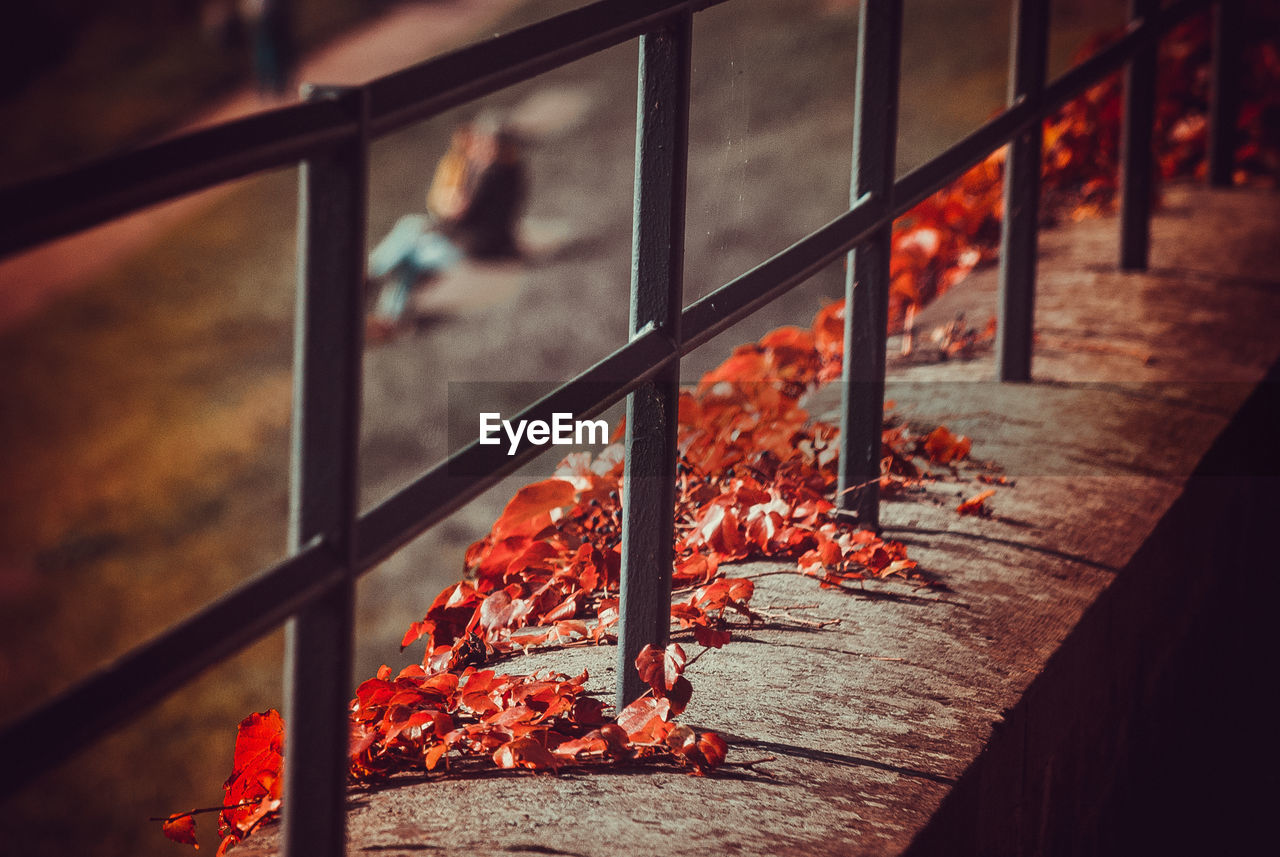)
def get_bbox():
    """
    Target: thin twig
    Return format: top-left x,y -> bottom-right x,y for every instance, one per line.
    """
724,755 -> 778,776
149,799 -> 260,822
754,607 -> 842,630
